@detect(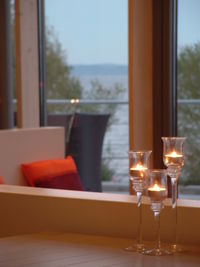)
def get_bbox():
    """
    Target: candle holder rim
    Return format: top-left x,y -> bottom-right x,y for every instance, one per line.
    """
161,136 -> 186,140
128,150 -> 152,154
